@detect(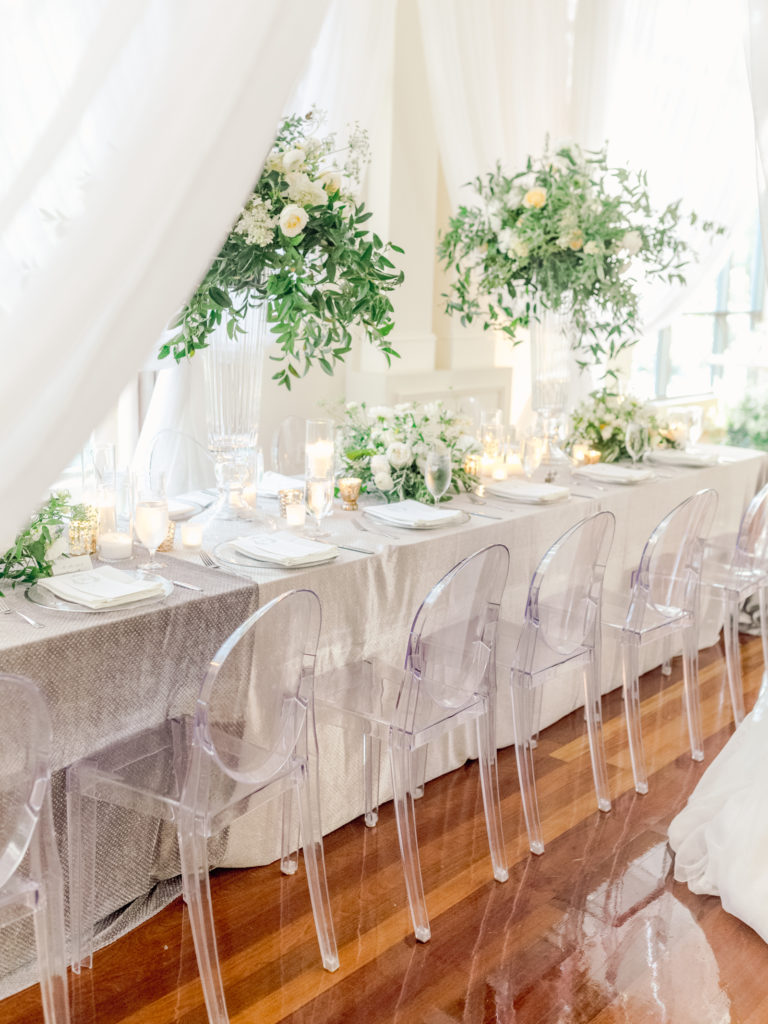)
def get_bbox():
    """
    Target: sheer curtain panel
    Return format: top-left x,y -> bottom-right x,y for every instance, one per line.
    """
0,0 -> 329,547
